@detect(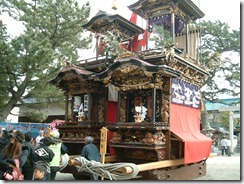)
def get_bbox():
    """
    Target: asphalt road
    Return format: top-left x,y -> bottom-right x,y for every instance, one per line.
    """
56,152 -> 241,181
